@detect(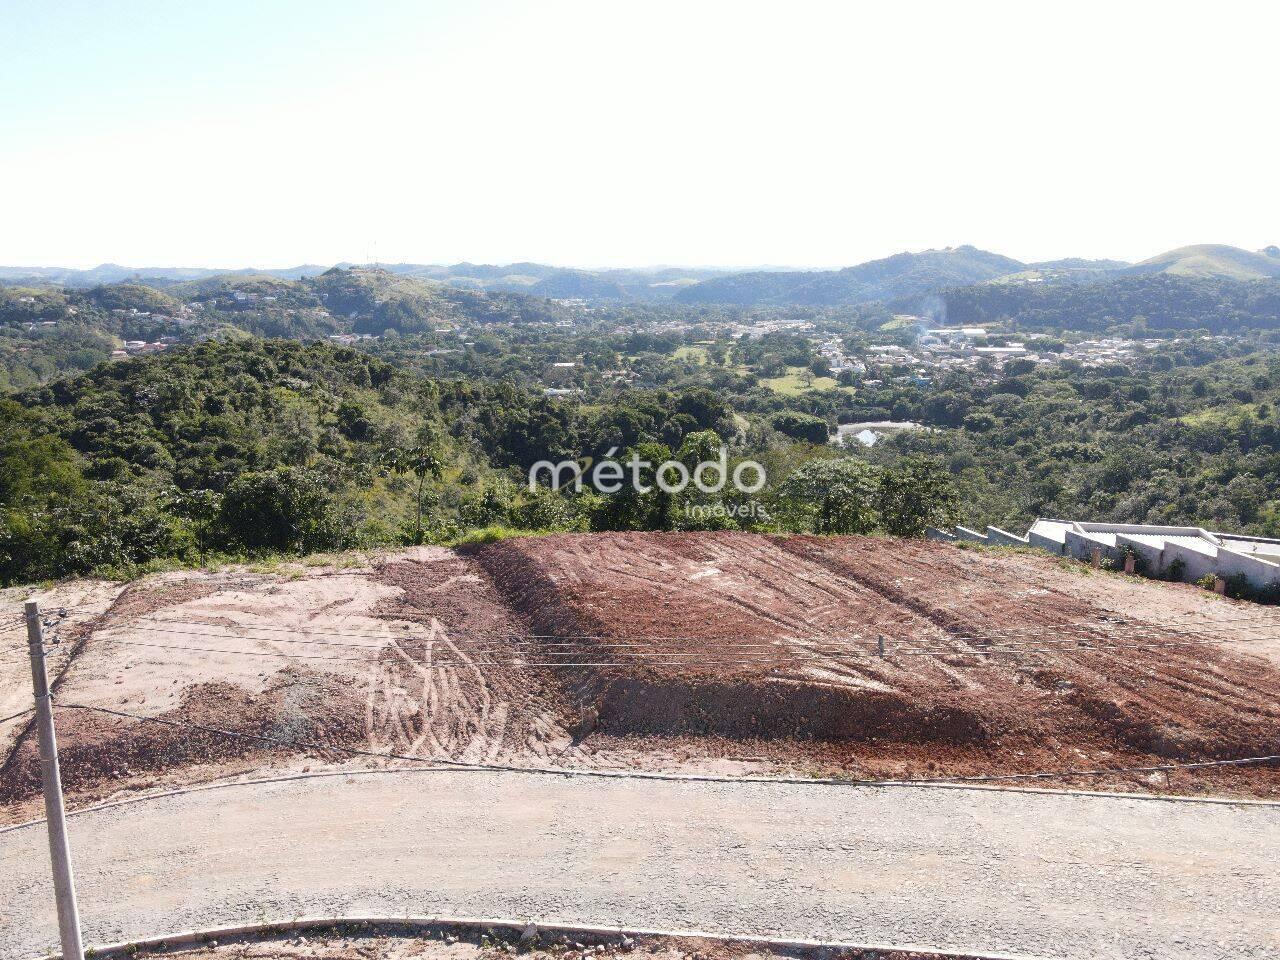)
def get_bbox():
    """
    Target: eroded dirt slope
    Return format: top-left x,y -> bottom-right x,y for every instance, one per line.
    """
468,532 -> 1280,795
0,549 -> 579,820
4,533 -> 1280,817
